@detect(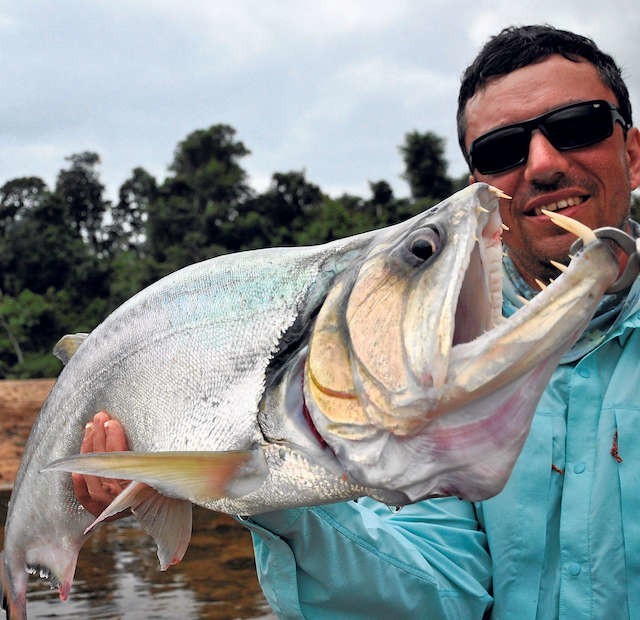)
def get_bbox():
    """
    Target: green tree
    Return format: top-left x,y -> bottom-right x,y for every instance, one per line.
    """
239,171 -> 324,247
296,194 -> 373,245
363,180 -> 396,224
0,177 -> 48,234
0,290 -> 63,378
400,131 -> 453,200
108,167 -> 157,254
169,124 -> 251,205
55,152 -> 109,252
146,125 -> 252,266
0,124 -> 465,378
